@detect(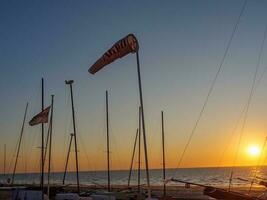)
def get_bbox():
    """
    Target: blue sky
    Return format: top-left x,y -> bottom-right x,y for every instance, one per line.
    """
1,0 -> 267,172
